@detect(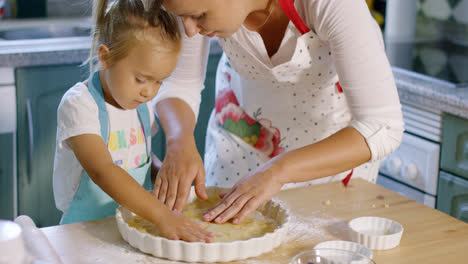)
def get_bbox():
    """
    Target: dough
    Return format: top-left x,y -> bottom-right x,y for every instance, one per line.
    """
127,190 -> 277,242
